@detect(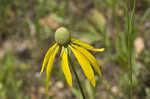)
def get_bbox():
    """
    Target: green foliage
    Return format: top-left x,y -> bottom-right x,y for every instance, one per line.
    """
71,80 -> 95,99
0,52 -> 23,99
